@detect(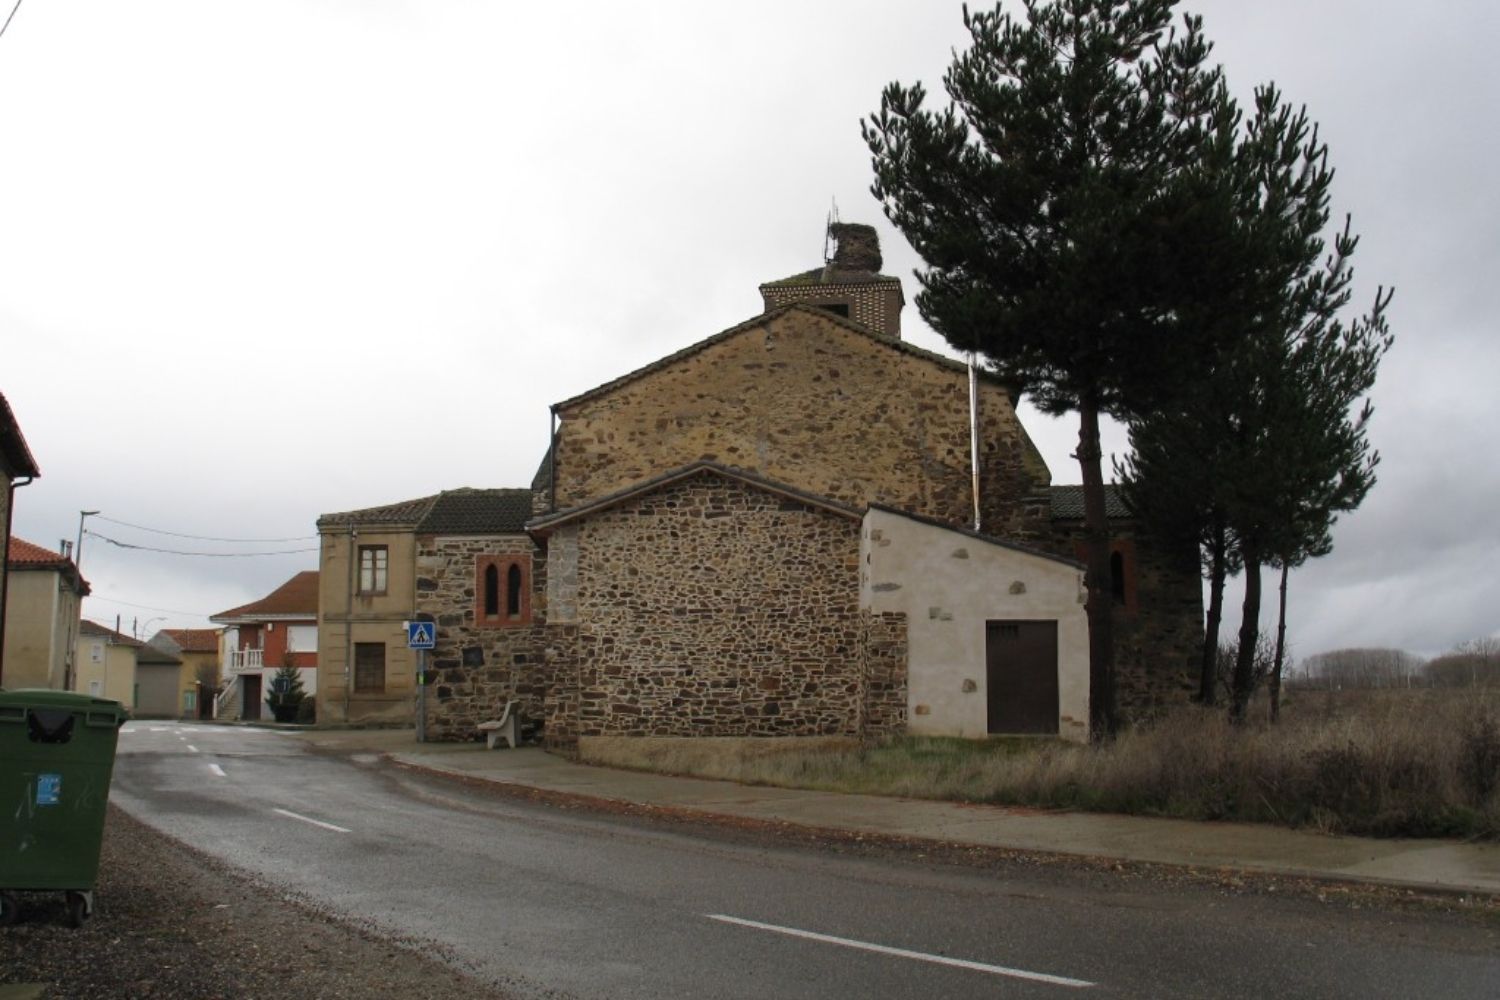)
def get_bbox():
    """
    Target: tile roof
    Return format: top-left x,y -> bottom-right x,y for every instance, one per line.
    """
136,643 -> 181,666
759,265 -> 902,288
867,503 -> 1083,569
317,494 -> 438,529
79,619 -> 143,647
8,537 -> 69,567
0,391 -> 40,479
209,570 -> 319,622
6,536 -> 89,594
417,488 -> 534,535
553,303 -> 1004,412
155,628 -> 220,654
531,443 -> 553,494
1050,484 -> 1132,520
